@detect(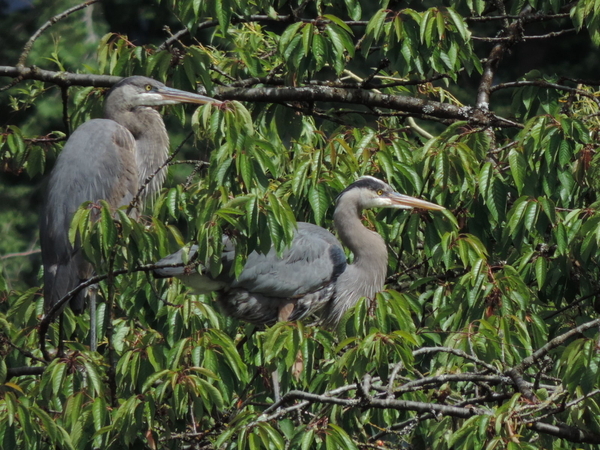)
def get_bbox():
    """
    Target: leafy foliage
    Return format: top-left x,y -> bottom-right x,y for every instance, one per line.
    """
2,0 -> 600,449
